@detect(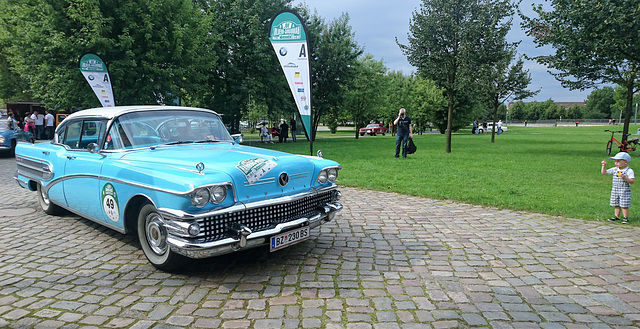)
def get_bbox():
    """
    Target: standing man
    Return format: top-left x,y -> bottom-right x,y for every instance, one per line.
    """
289,116 -> 297,142
44,110 -> 55,139
279,119 -> 289,143
35,111 -> 45,140
393,108 -> 413,158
